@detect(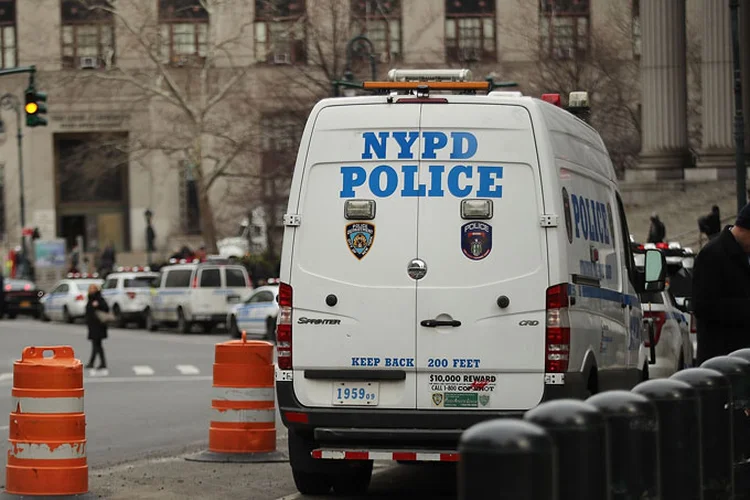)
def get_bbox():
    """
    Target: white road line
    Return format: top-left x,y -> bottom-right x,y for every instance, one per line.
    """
83,375 -> 212,384
175,364 -> 200,375
0,372 -> 12,382
0,425 -> 8,432
132,365 -> 155,376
